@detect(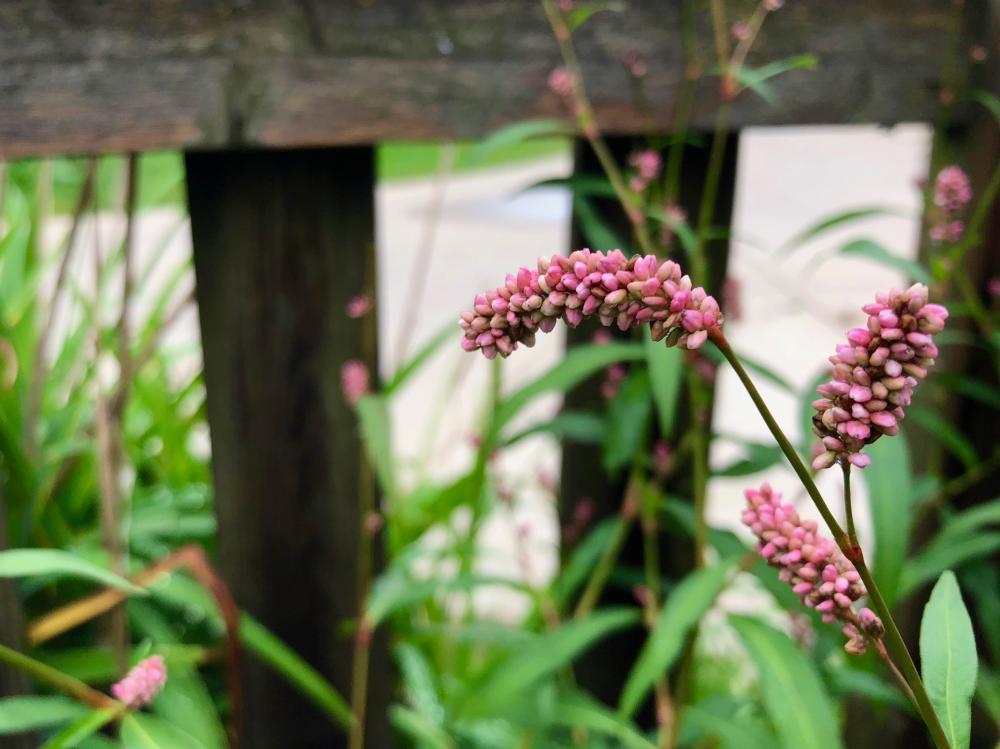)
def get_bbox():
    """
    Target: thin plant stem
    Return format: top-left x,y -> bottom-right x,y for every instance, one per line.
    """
573,477 -> 640,619
841,460 -> 858,546
639,492 -> 675,747
709,328 -> 951,749
688,372 -> 710,569
875,639 -> 920,714
541,0 -> 657,256
0,642 -> 121,711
